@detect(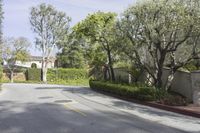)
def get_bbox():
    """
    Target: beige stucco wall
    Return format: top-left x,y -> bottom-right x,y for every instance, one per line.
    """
162,68 -> 193,102
114,68 -> 129,83
191,71 -> 200,105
